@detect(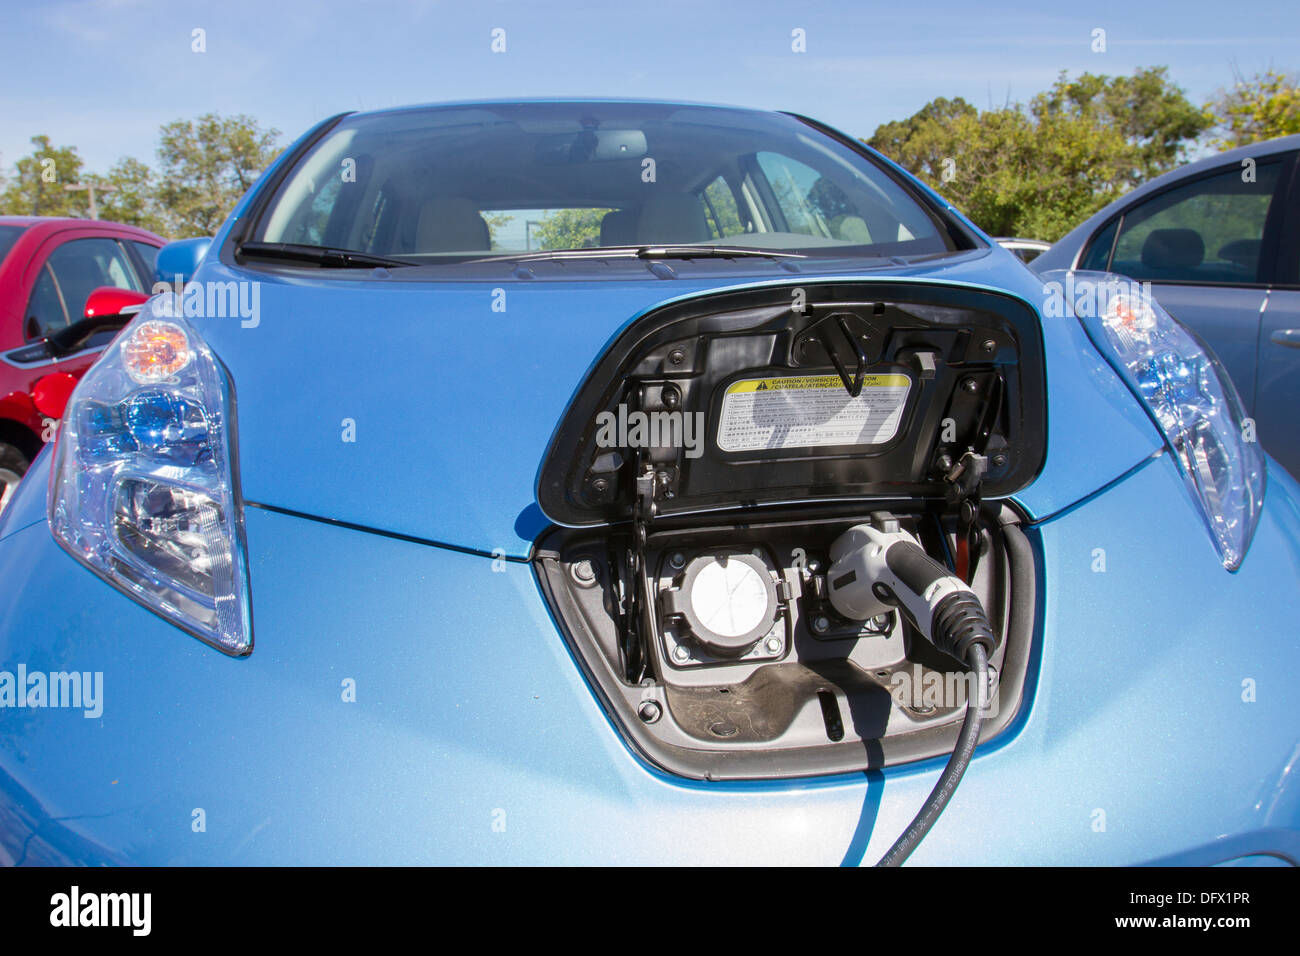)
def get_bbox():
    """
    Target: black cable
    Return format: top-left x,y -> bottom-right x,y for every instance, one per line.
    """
875,643 -> 989,867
